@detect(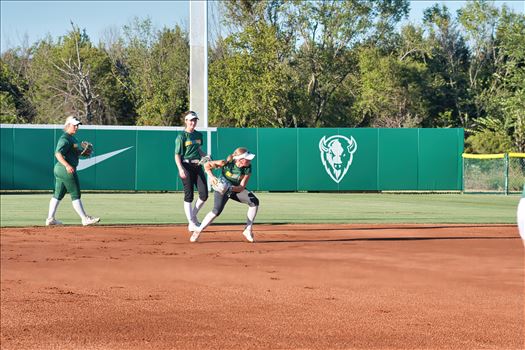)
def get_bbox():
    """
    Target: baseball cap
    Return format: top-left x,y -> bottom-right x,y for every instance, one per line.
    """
184,111 -> 199,121
233,151 -> 256,161
64,116 -> 81,126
